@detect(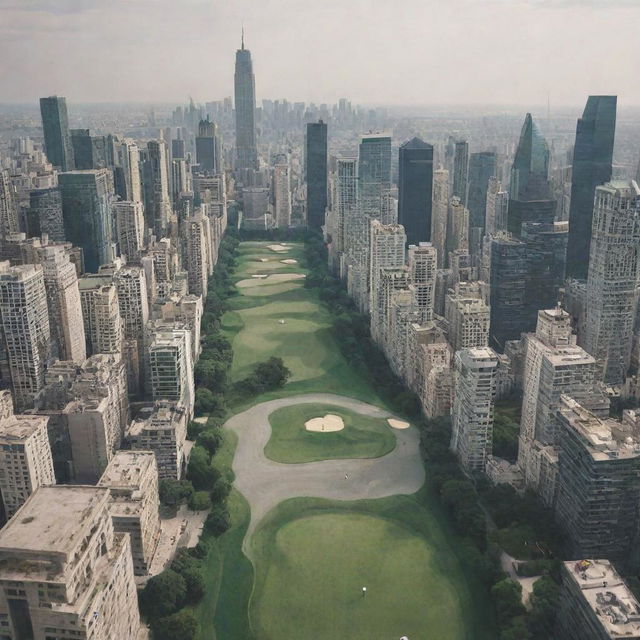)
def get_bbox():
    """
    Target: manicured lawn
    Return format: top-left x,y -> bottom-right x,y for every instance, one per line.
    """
264,403 -> 395,463
249,495 -> 496,640
220,242 -> 386,408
